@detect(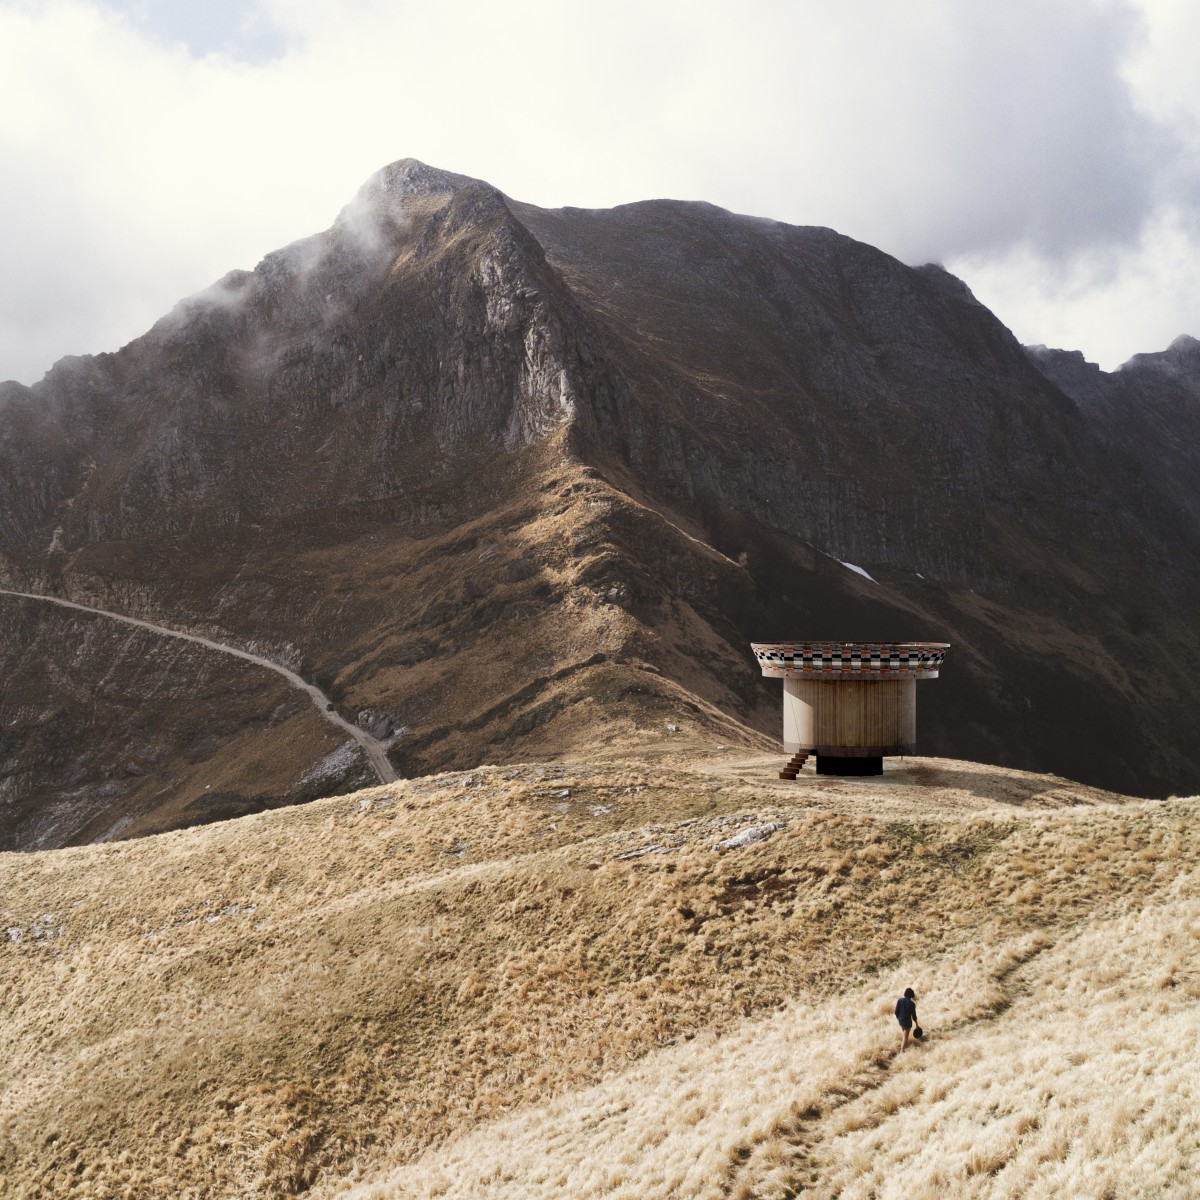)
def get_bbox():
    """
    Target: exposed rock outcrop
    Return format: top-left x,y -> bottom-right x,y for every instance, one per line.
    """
1,158 -> 1198,848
